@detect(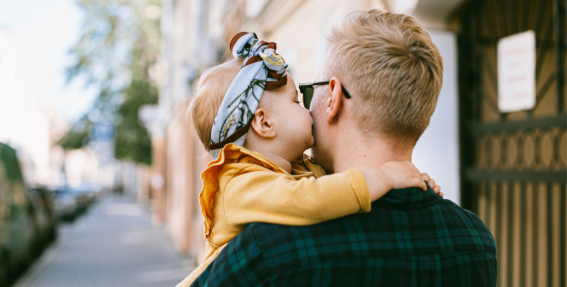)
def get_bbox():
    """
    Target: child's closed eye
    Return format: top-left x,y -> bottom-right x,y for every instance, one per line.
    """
294,100 -> 302,104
